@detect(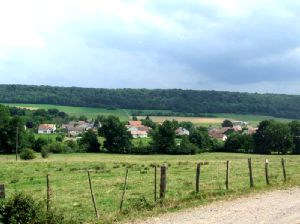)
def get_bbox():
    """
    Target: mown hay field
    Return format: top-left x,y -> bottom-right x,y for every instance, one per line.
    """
1,153 -> 300,223
137,116 -> 224,125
